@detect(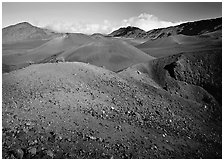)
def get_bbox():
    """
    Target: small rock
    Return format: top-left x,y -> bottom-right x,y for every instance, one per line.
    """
58,135 -> 63,140
89,135 -> 97,140
98,137 -> 104,142
46,150 -> 54,158
144,136 -> 149,140
12,148 -> 24,159
187,136 -> 191,139
28,147 -> 37,155
32,139 -> 38,145
135,112 -> 143,125
115,125 -> 122,131
151,145 -> 158,150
